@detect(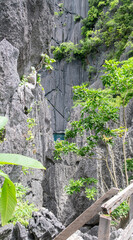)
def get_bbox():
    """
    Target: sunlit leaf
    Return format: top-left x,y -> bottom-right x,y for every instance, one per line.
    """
0,154 -> 46,170
0,116 -> 8,130
0,170 -> 17,226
